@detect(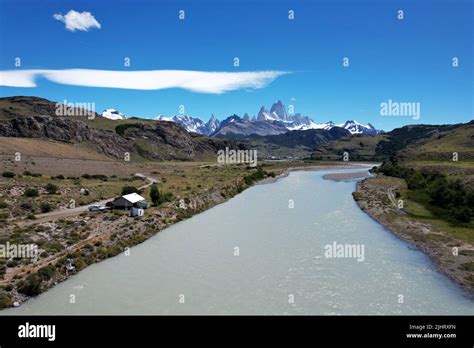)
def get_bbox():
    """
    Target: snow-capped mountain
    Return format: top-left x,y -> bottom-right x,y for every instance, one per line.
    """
205,114 -> 221,134
257,106 -> 278,121
156,100 -> 383,137
156,114 -> 220,136
269,100 -> 289,121
101,109 -> 126,120
336,120 -> 382,135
